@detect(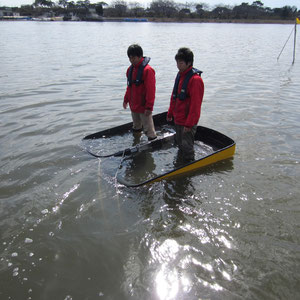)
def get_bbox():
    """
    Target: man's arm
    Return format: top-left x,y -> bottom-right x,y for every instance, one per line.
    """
184,76 -> 204,128
143,67 -> 156,112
